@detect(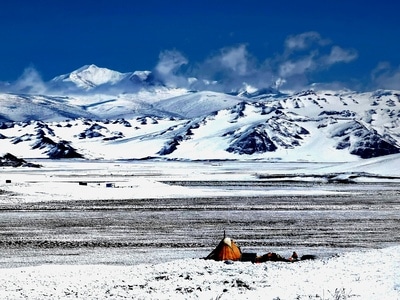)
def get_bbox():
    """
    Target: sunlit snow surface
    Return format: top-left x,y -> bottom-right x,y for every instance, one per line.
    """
0,246 -> 399,300
0,159 -> 399,299
2,88 -> 400,162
